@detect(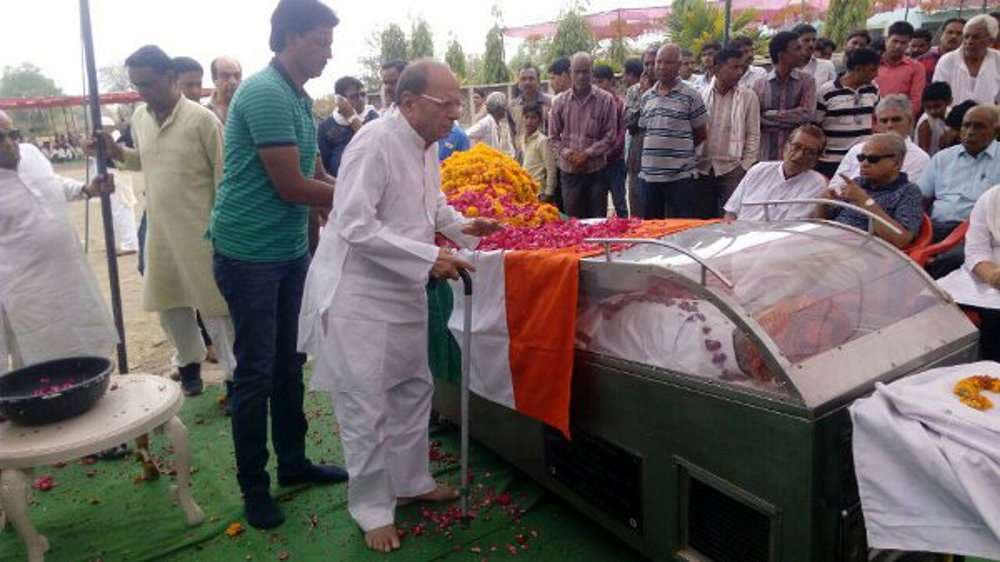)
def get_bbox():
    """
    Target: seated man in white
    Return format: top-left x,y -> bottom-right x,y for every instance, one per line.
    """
723,124 -> 829,221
